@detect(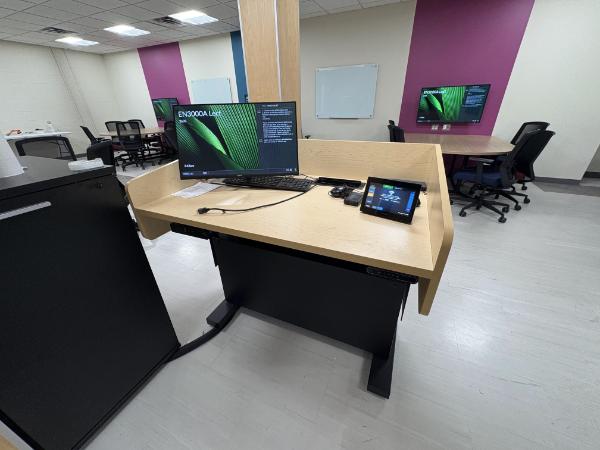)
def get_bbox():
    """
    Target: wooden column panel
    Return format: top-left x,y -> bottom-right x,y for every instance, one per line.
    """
238,0 -> 302,131
238,0 -> 281,102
